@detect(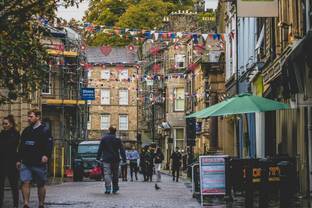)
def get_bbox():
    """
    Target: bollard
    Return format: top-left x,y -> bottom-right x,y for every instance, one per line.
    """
259,159 -> 269,208
225,157 -> 233,202
277,161 -> 295,208
245,159 -> 254,208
